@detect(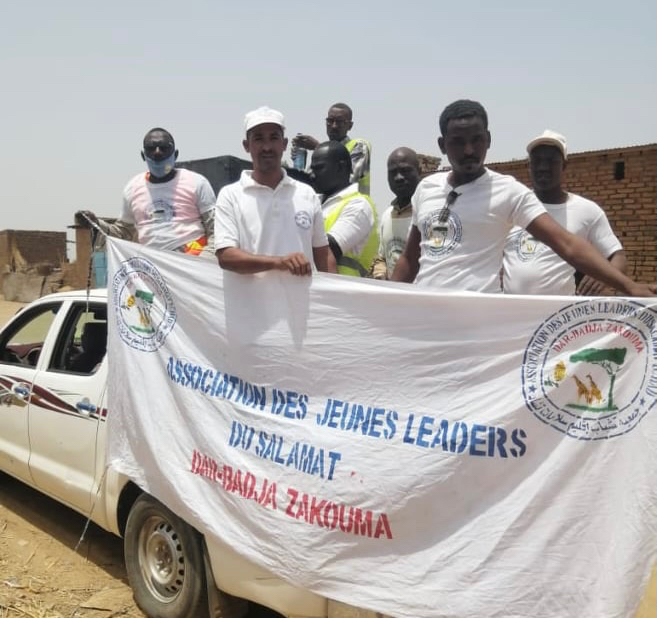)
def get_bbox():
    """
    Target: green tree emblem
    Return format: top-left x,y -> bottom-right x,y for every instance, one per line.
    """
567,347 -> 627,412
122,289 -> 156,334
